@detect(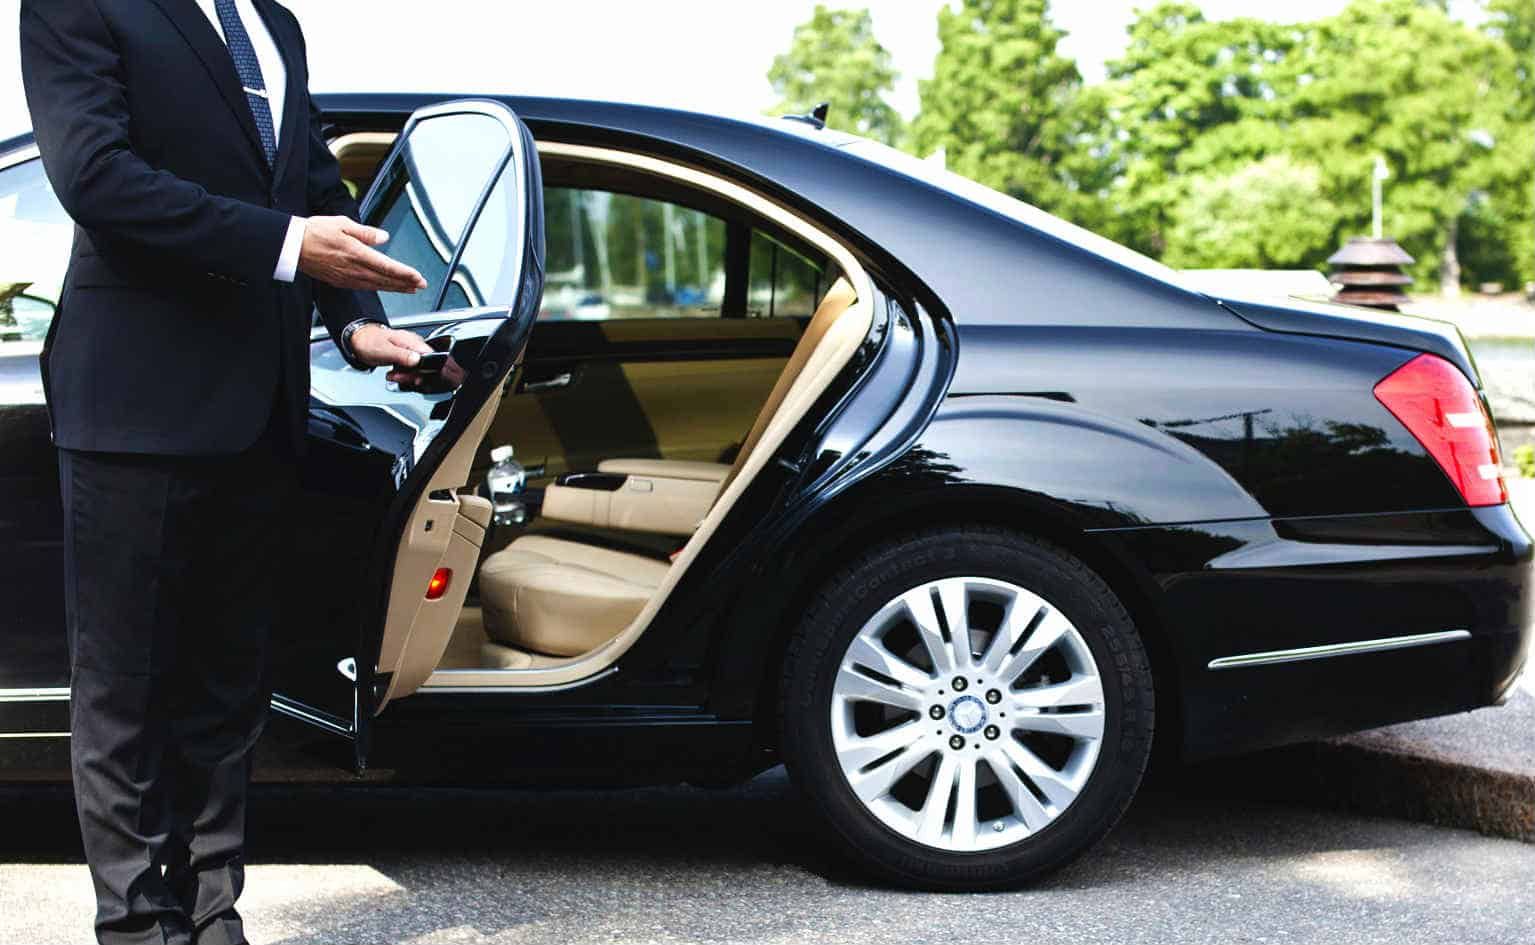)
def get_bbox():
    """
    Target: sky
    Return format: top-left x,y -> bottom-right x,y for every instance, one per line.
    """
0,0 -> 1490,141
